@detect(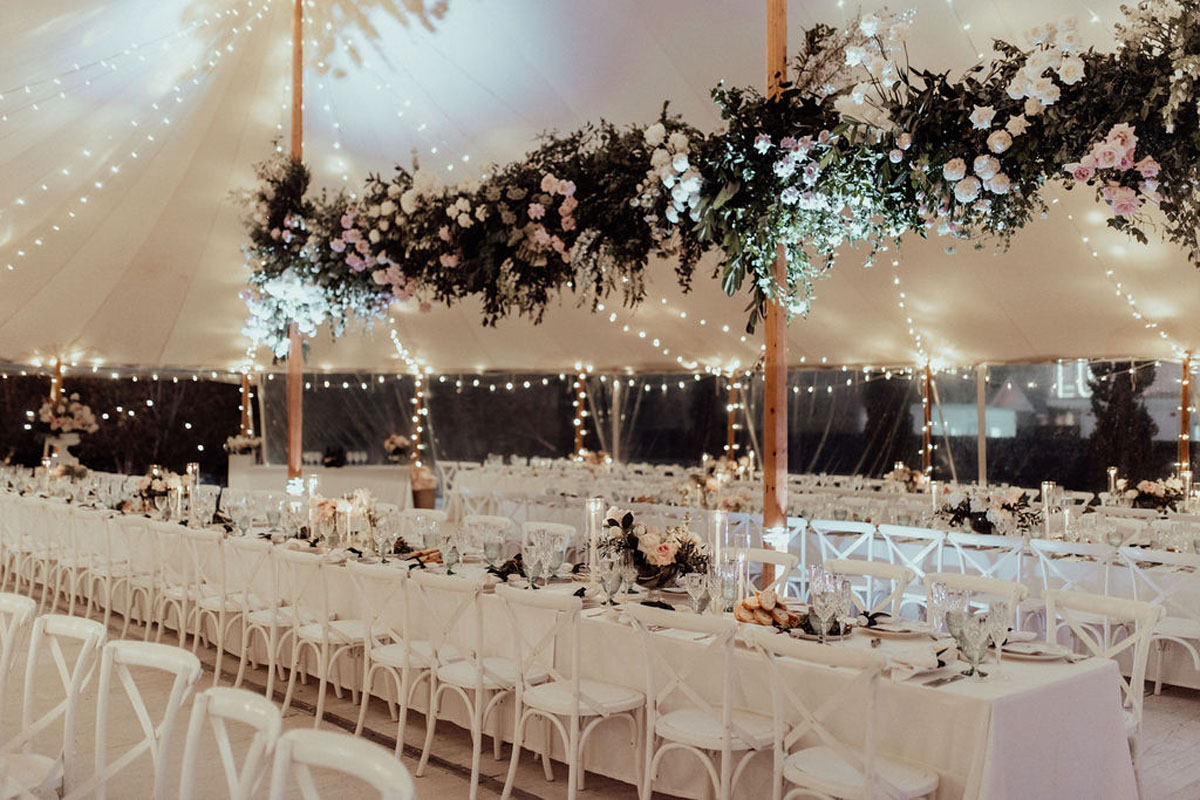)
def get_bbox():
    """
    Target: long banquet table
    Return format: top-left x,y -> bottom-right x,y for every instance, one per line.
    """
0,493 -> 1138,799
